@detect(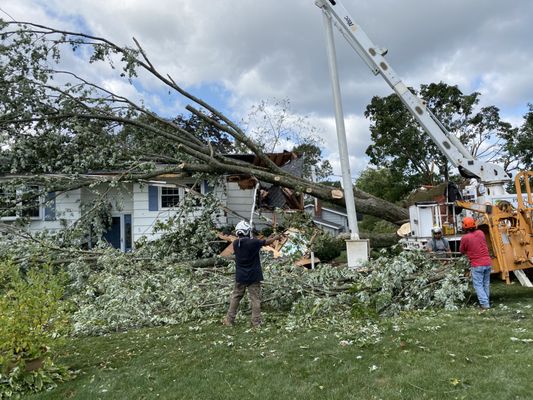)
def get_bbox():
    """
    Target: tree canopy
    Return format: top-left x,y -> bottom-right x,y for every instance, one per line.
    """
364,82 -> 519,187
355,167 -> 411,204
504,103 -> 533,170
